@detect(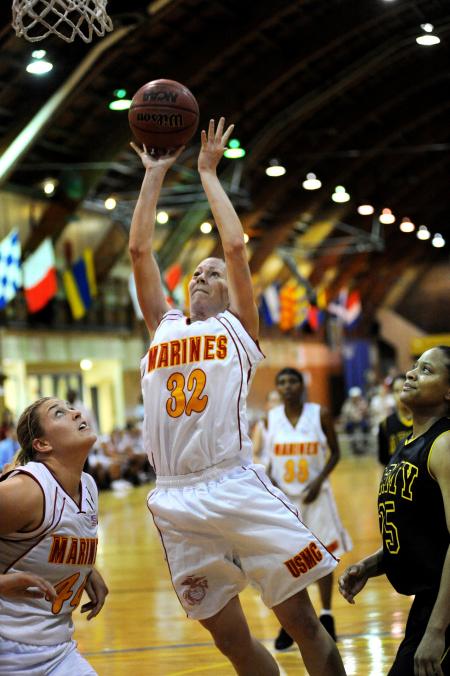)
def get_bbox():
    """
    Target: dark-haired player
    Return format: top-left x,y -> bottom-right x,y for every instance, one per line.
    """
378,374 -> 413,466
340,346 -> 450,675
